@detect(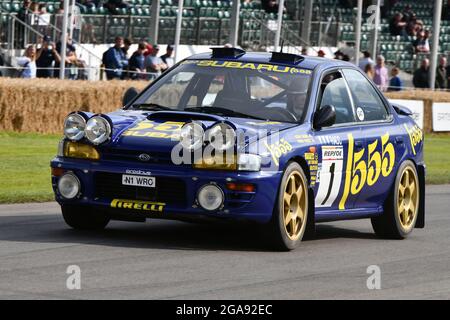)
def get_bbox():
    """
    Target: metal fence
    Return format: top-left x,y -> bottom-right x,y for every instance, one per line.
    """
0,11 -> 340,48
